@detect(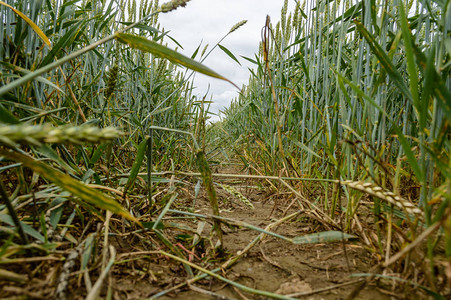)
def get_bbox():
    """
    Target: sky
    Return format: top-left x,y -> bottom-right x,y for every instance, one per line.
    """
158,0 -> 295,122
